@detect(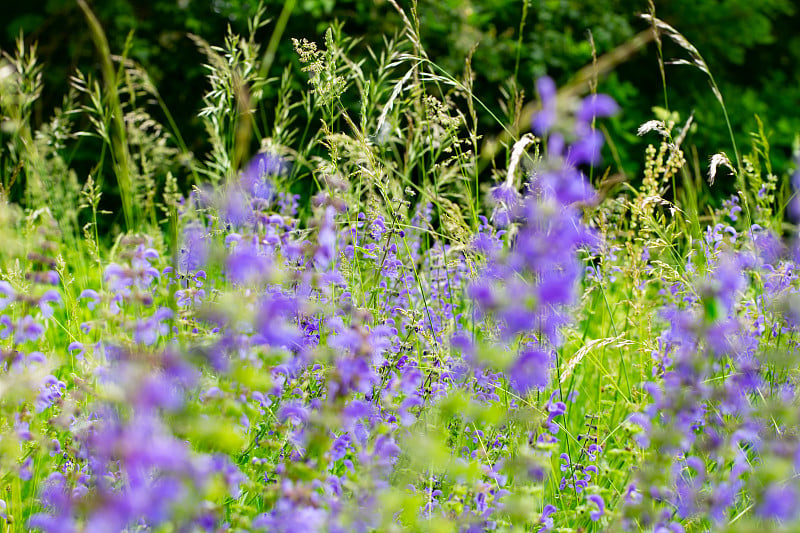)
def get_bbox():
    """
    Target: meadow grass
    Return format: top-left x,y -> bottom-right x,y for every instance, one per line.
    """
1,2 -> 799,532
